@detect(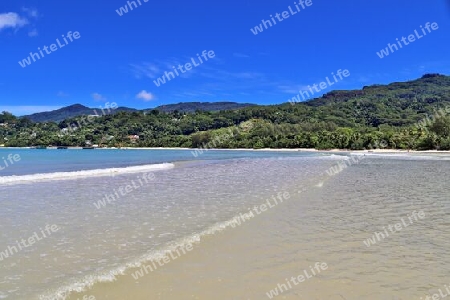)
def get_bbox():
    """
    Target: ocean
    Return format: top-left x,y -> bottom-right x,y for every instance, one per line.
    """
0,148 -> 449,300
